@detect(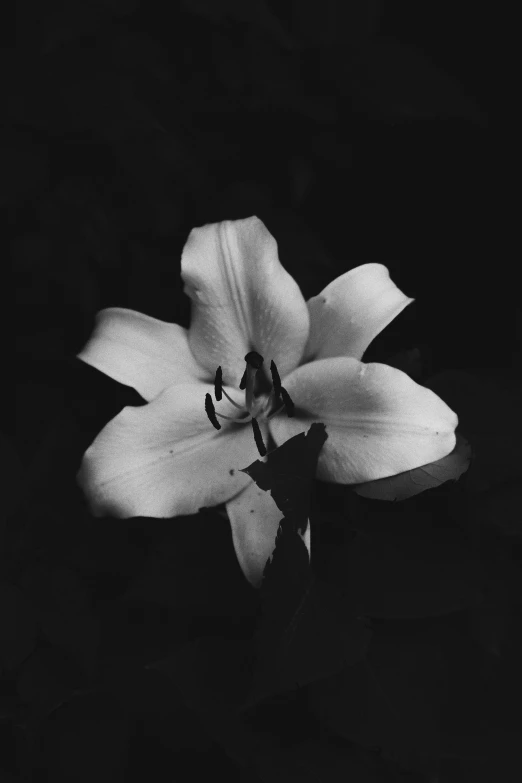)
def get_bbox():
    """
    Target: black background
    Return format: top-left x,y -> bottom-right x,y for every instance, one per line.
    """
6,1 -> 519,782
